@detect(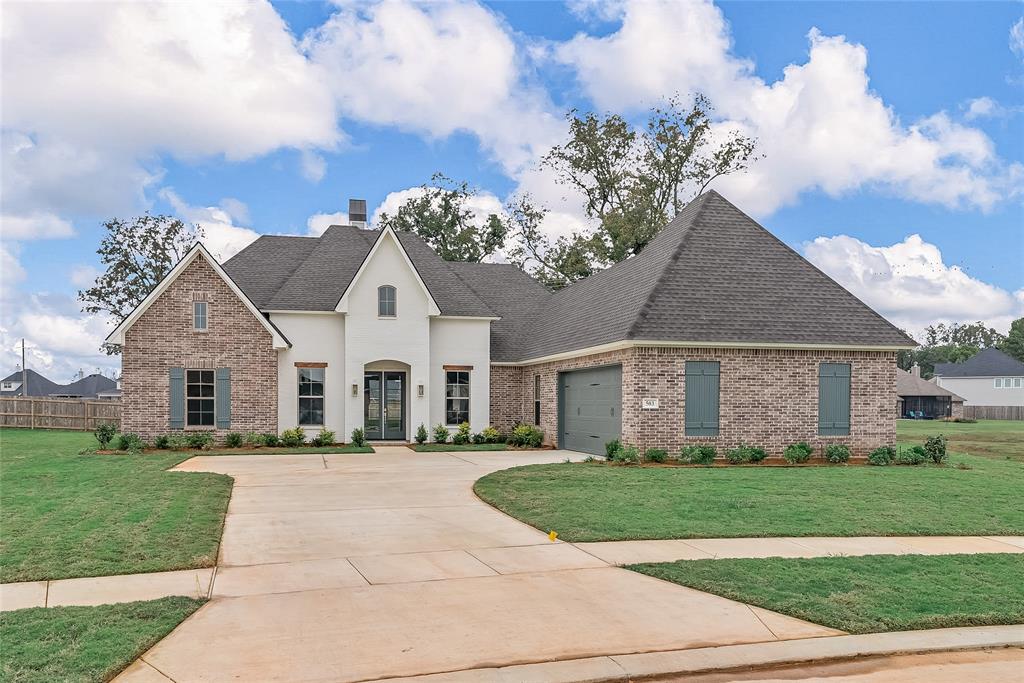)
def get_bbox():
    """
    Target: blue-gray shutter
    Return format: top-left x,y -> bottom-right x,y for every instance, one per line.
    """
685,361 -> 720,436
169,367 -> 185,429
215,367 -> 231,429
818,363 -> 851,436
